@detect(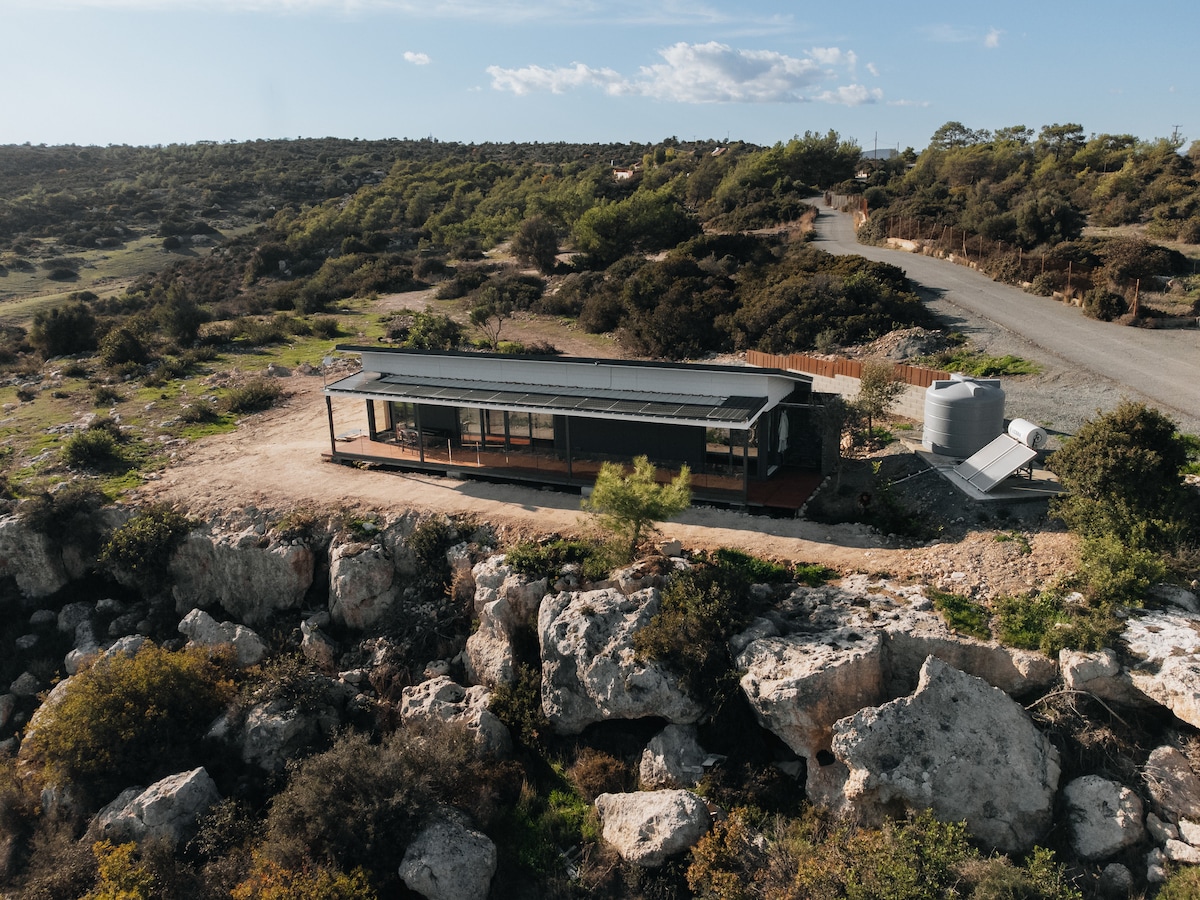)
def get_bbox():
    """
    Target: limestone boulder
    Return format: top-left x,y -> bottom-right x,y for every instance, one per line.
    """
300,617 -> 337,672
1060,649 -> 1153,708
1063,775 -> 1146,861
328,539 -> 396,630
209,694 -> 342,773
170,528 -> 314,625
94,768 -> 220,845
178,609 -> 266,667
1144,746 -> 1200,822
880,604 -> 1058,698
398,809 -> 497,900
471,554 -> 547,620
539,587 -> 703,734
639,724 -> 709,789
0,514 -> 69,598
464,597 -> 516,688
400,676 -> 511,757
594,790 -> 711,867
1122,610 -> 1200,728
738,626 -> 885,801
833,656 -> 1060,853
